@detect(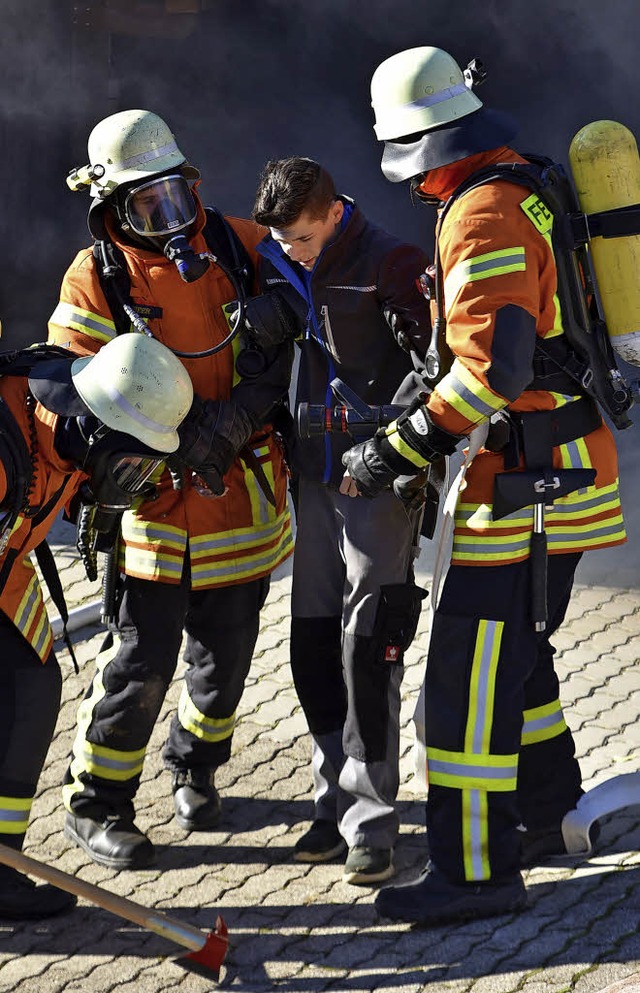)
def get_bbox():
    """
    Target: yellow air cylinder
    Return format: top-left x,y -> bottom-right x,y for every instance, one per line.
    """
569,120 -> 640,366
